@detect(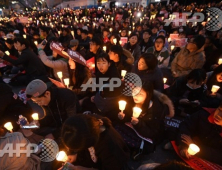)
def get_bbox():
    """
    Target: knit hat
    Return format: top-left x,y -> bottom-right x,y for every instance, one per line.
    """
69,39 -> 79,47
